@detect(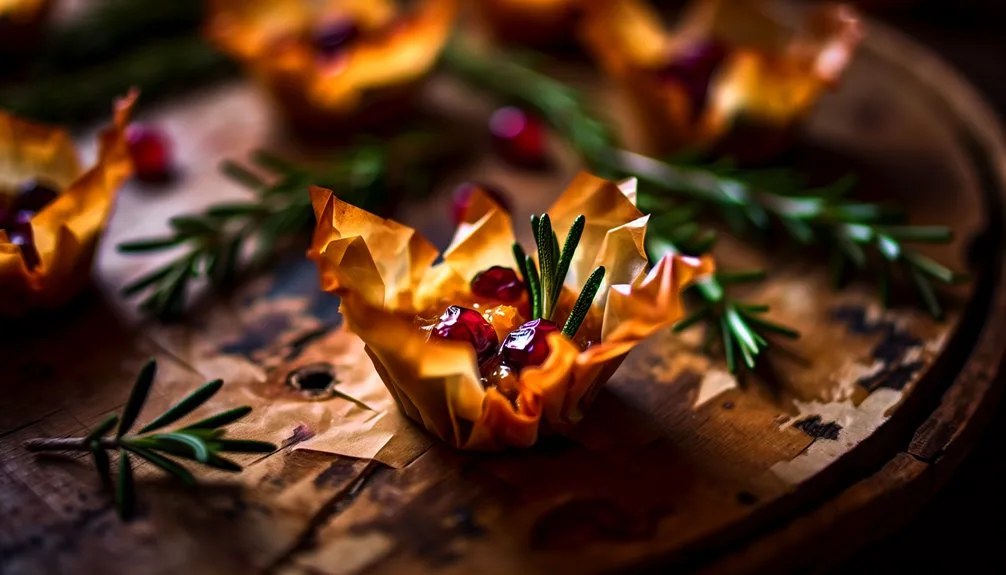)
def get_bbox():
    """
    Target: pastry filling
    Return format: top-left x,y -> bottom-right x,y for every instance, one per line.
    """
420,213 -> 605,408
0,178 -> 60,270
653,38 -> 730,121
